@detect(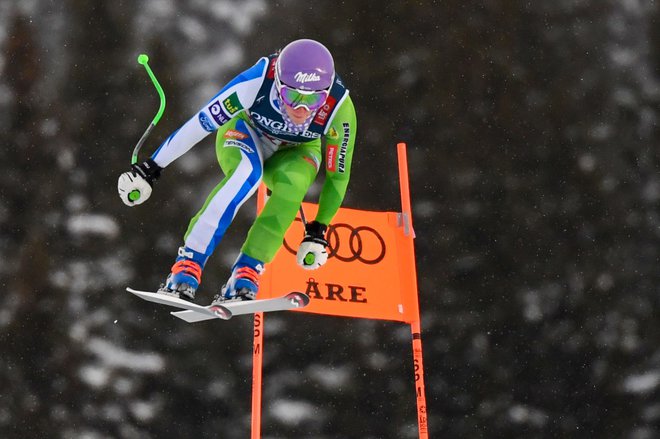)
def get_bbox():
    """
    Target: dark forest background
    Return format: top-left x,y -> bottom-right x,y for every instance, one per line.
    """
2,1 -> 660,438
